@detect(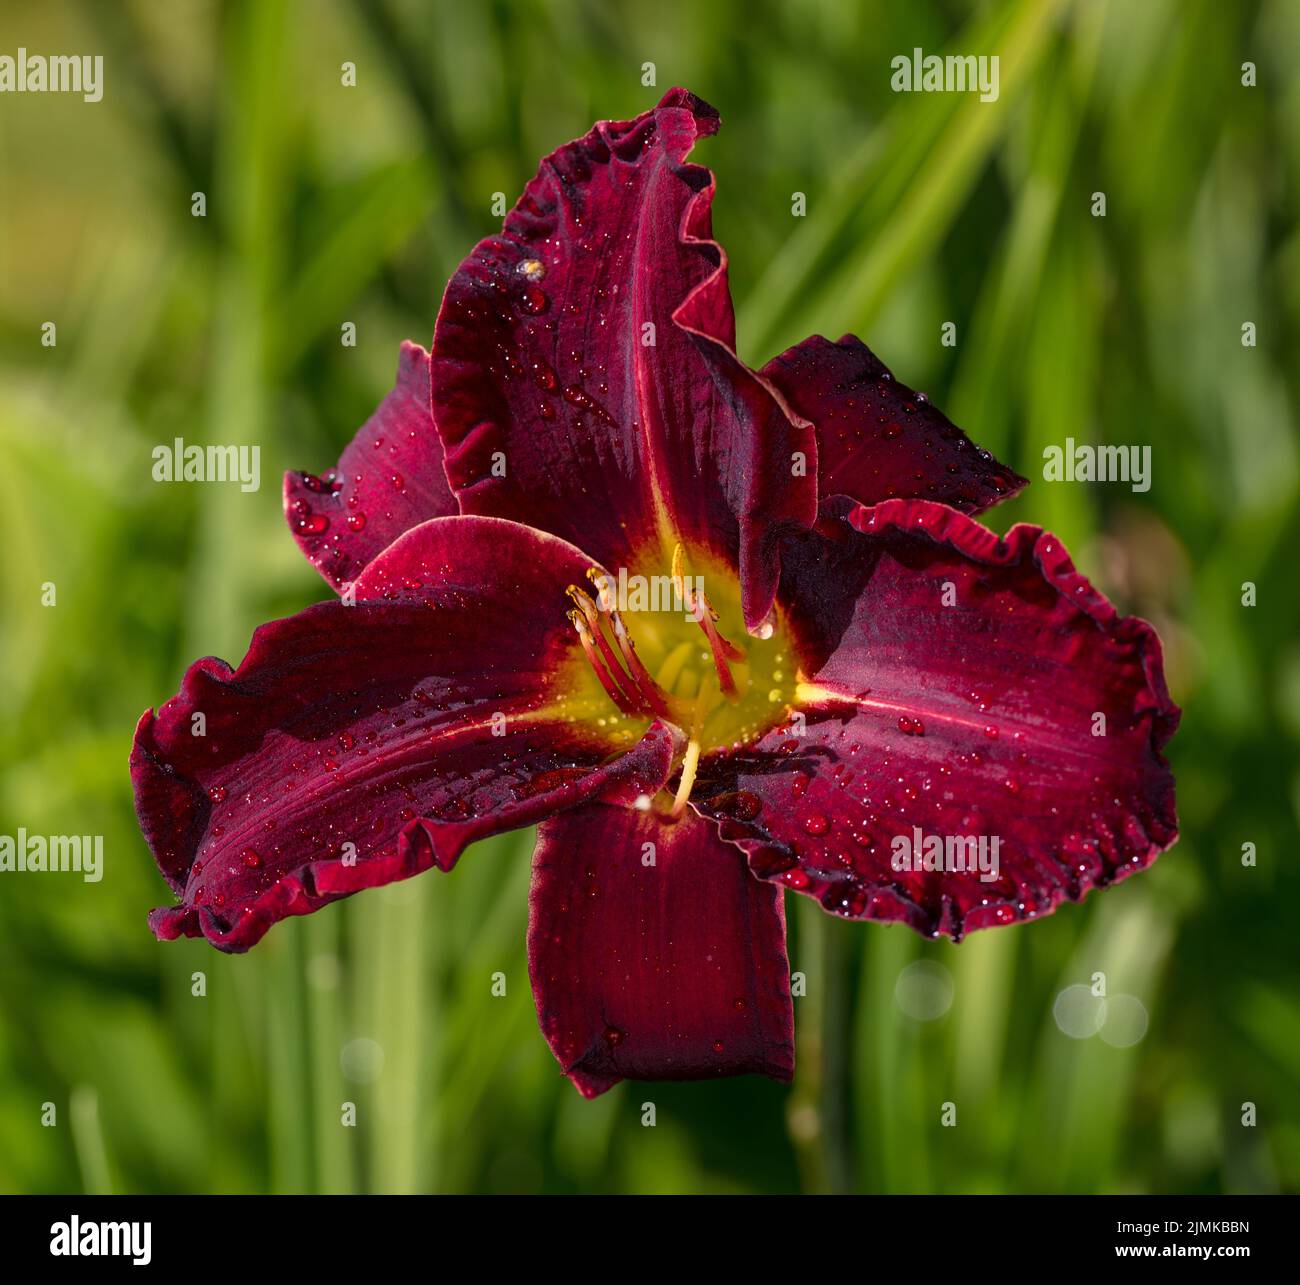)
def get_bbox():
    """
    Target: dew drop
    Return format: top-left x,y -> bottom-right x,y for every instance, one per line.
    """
520,285 -> 549,315
295,512 -> 329,535
801,810 -> 829,836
